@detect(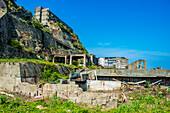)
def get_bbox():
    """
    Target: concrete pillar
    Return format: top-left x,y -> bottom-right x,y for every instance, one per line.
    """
69,55 -> 72,65
52,57 -> 55,63
133,62 -> 136,70
136,60 -> 139,69
140,61 -> 142,69
83,54 -> 86,67
144,60 -> 146,70
65,56 -> 67,64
